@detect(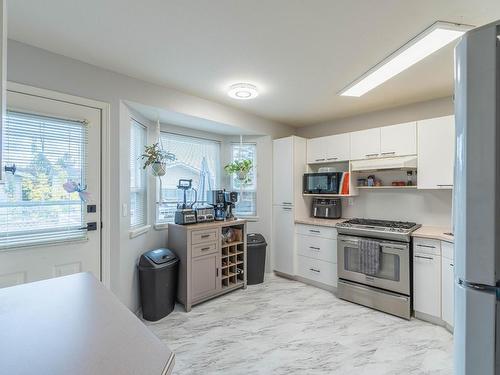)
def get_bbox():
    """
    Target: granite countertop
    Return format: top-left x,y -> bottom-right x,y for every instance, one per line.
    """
295,217 -> 346,228
411,226 -> 454,243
